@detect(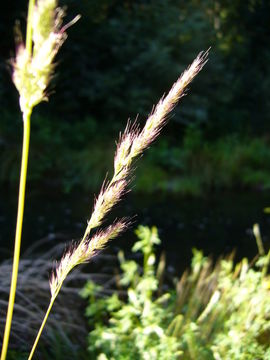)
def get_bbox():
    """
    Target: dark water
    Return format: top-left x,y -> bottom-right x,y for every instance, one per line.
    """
1,188 -> 270,273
